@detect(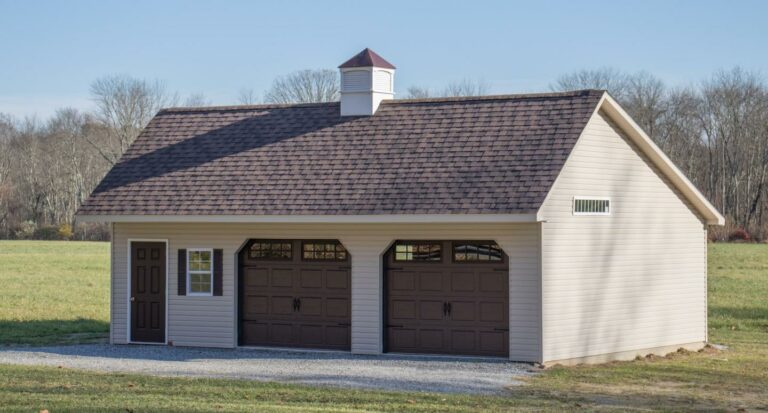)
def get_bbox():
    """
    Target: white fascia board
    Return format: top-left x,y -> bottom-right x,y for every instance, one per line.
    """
598,94 -> 725,226
75,213 -> 540,224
